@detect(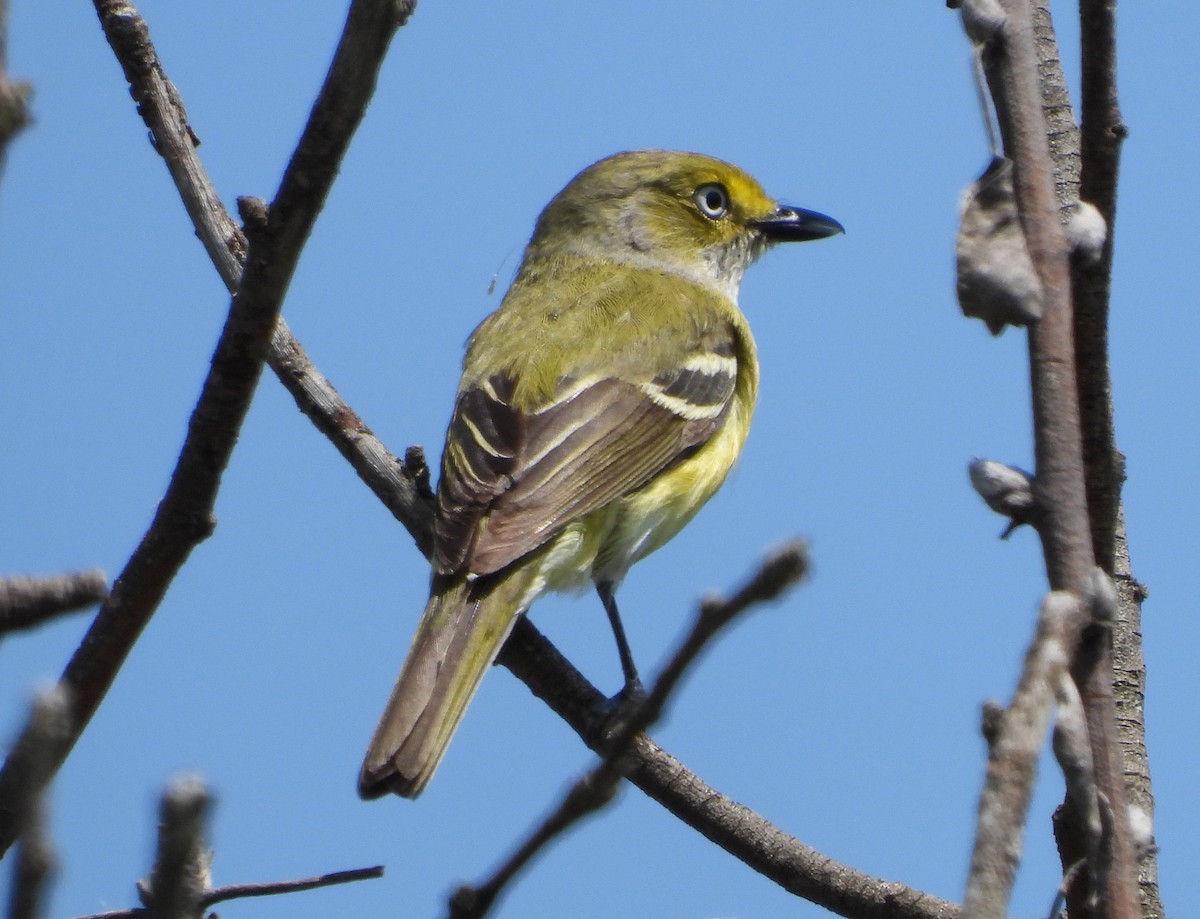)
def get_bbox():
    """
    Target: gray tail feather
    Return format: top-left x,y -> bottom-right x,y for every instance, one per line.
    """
358,575 -> 528,799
